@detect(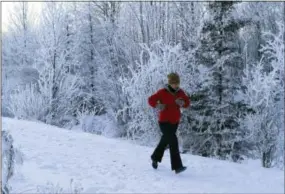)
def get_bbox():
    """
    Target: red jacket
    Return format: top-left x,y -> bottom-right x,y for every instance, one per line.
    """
148,86 -> 190,124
